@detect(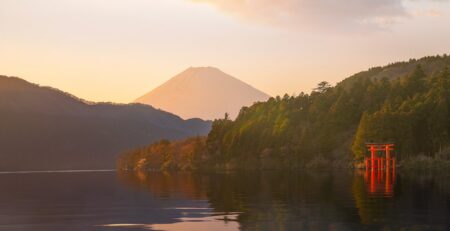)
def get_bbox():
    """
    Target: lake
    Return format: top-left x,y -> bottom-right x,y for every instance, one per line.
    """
0,169 -> 449,231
